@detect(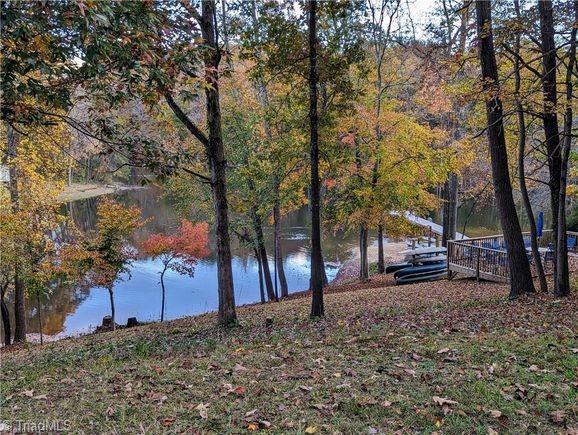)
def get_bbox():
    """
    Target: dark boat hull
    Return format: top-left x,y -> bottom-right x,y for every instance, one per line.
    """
394,263 -> 446,279
385,263 -> 412,274
395,270 -> 446,285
